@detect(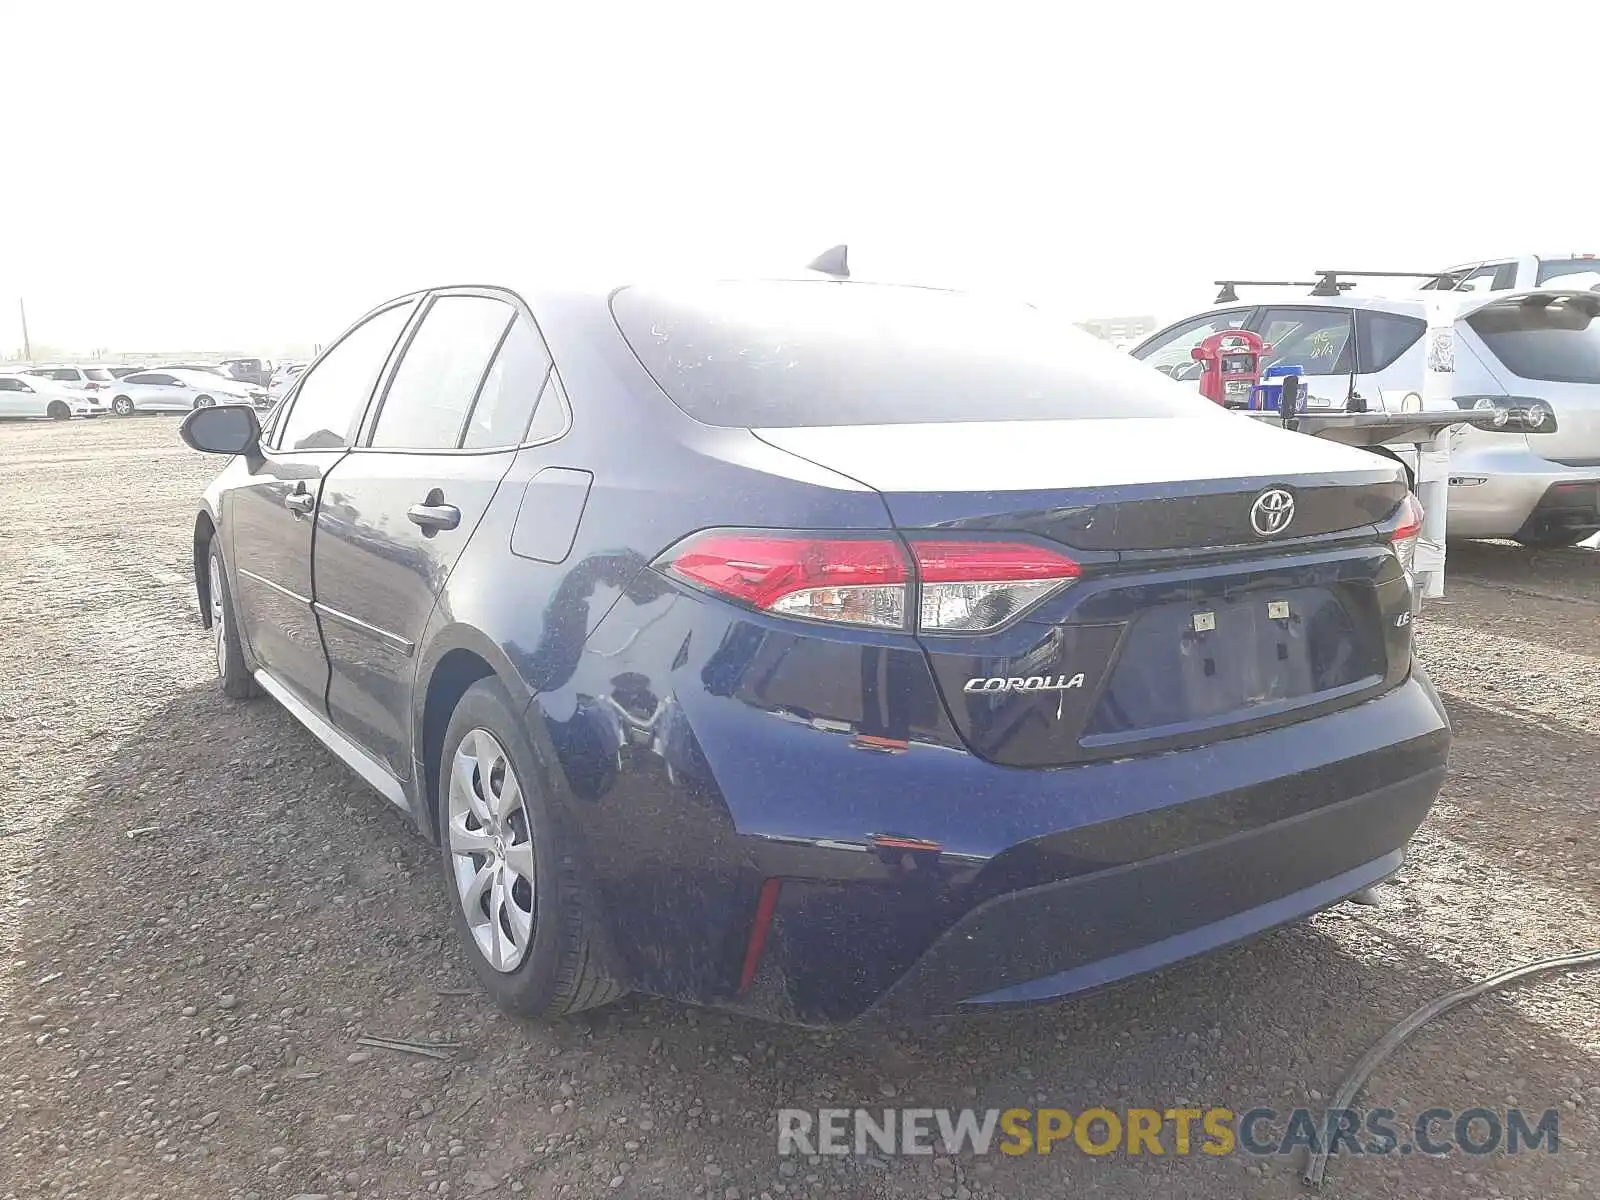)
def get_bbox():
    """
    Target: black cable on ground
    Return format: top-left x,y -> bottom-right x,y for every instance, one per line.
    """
1305,947 -> 1600,1188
